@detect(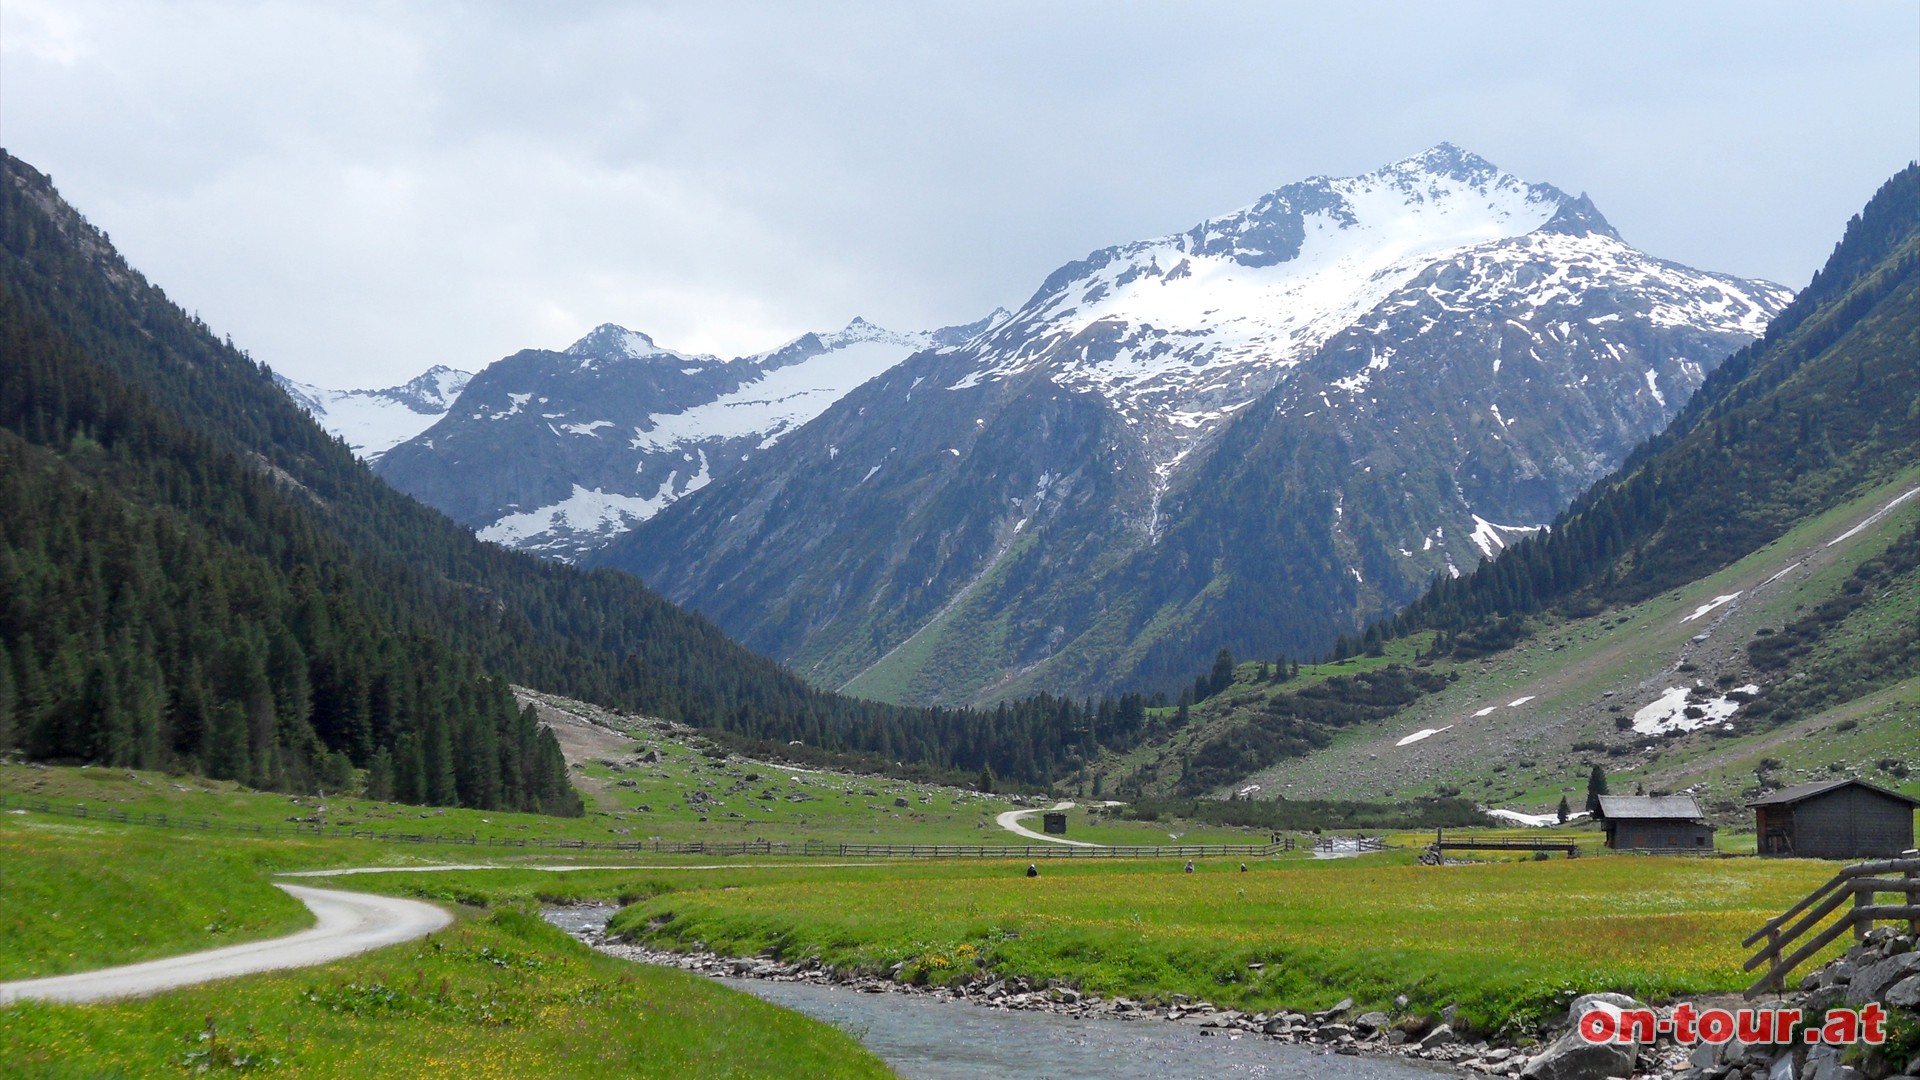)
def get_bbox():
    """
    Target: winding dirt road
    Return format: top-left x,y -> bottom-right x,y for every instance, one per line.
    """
994,801 -> 1102,847
0,884 -> 450,1005
0,812 -> 1143,1007
0,861 -> 909,1005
